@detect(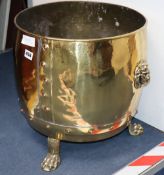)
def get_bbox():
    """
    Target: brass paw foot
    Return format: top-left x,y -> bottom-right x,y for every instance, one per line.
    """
128,123 -> 144,136
41,153 -> 60,171
41,138 -> 60,172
